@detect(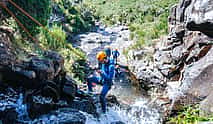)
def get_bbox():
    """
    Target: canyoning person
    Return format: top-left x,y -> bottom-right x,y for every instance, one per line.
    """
98,45 -> 112,69
112,48 -> 120,65
104,45 -> 112,59
87,51 -> 115,113
112,48 -> 120,77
